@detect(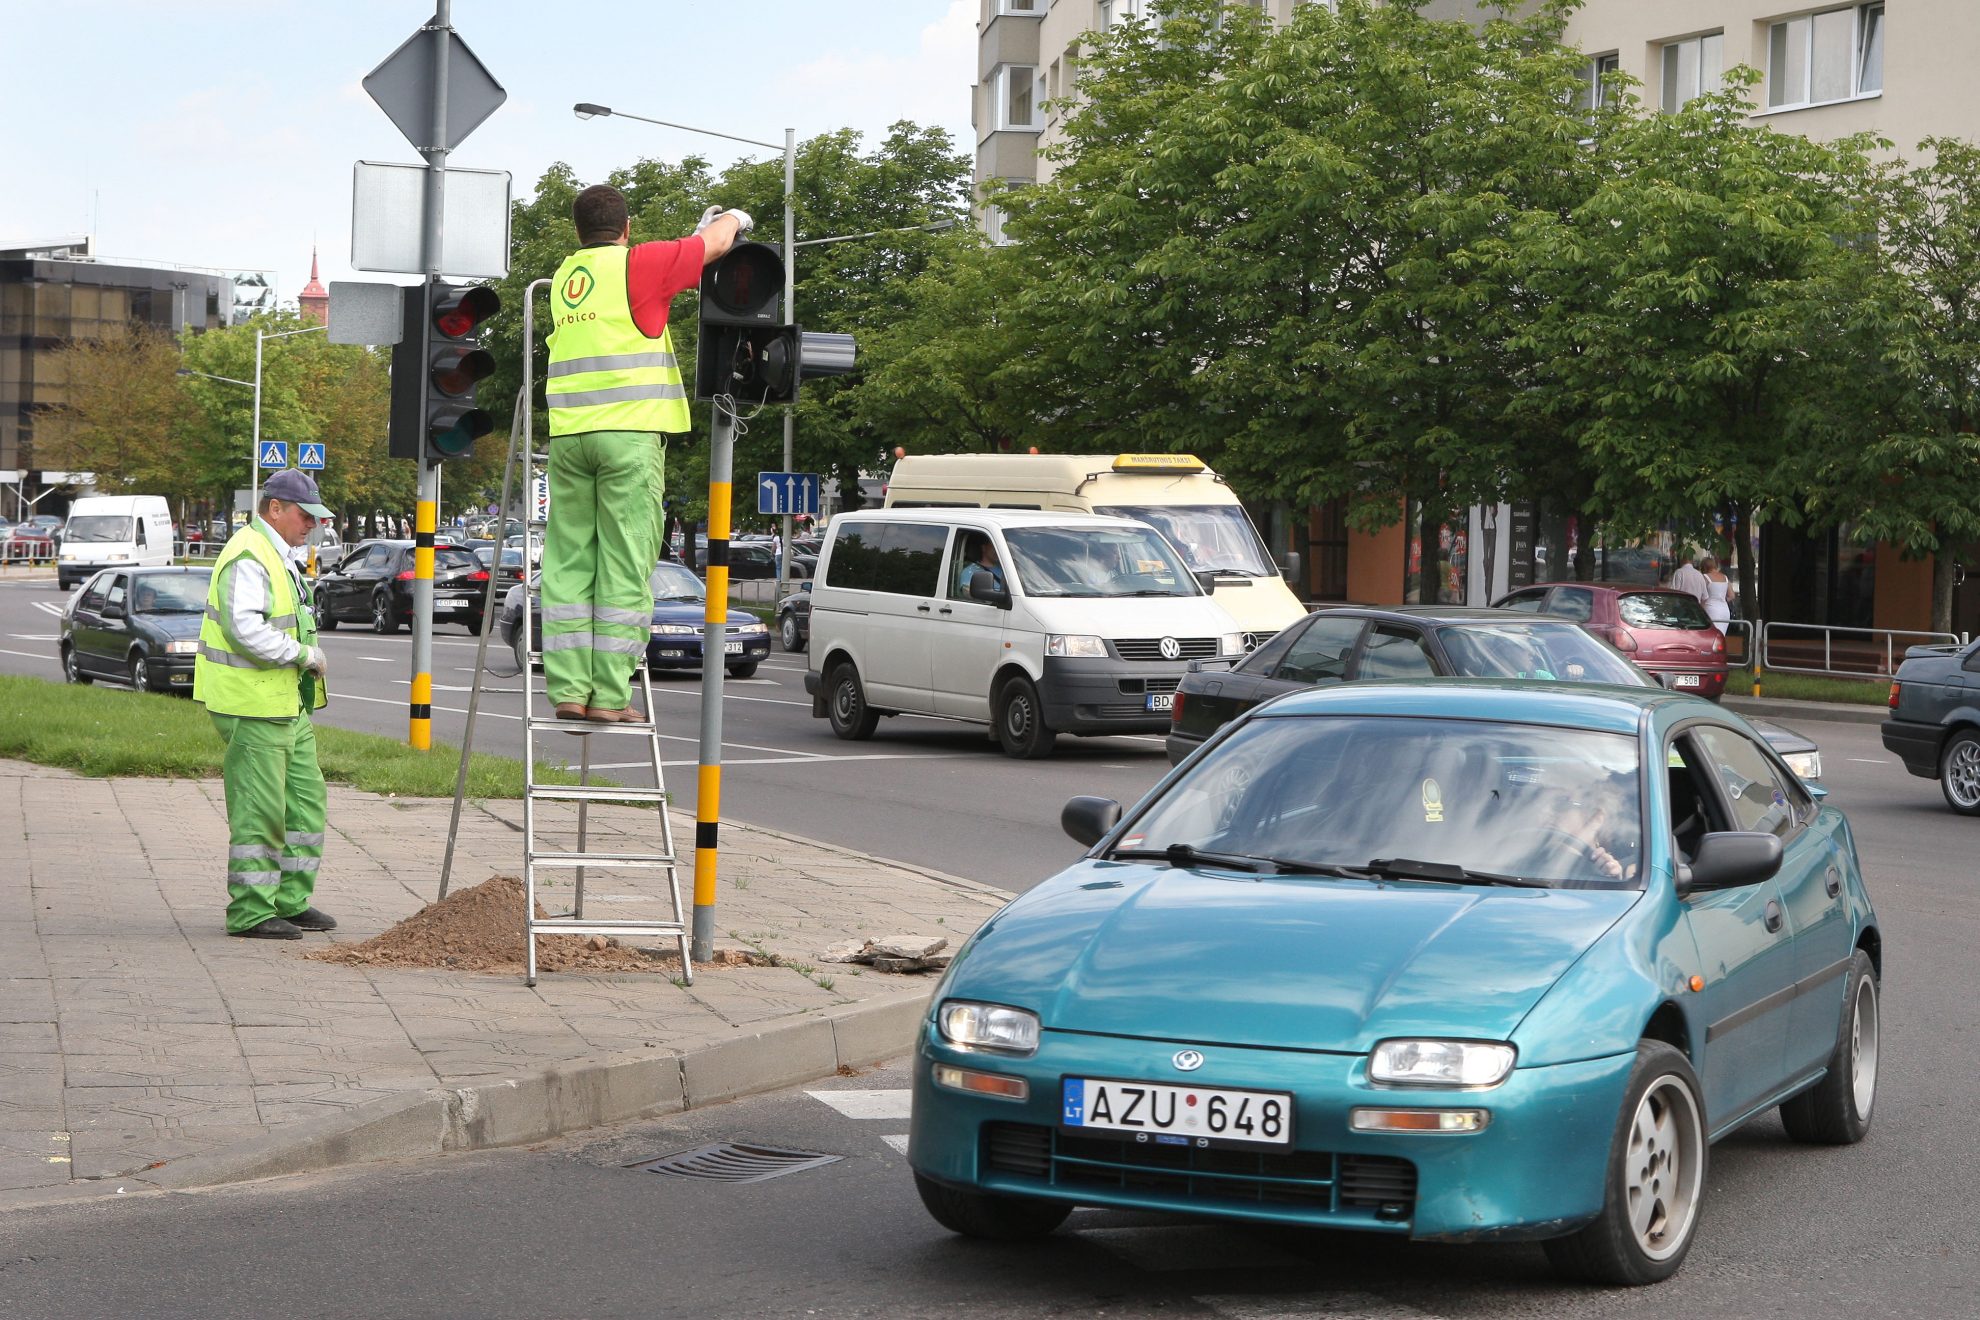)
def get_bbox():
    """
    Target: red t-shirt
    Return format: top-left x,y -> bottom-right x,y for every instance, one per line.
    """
626,236 -> 705,338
